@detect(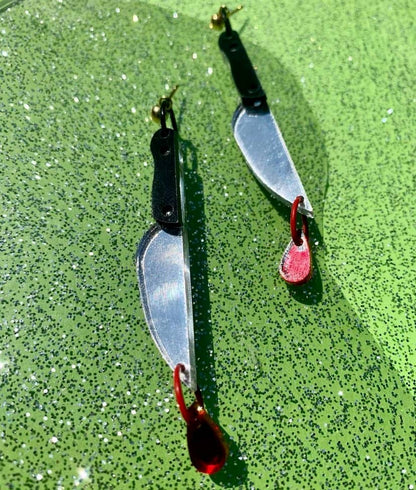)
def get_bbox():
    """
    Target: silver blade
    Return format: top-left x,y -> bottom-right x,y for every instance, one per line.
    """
136,223 -> 196,391
232,105 -> 313,217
